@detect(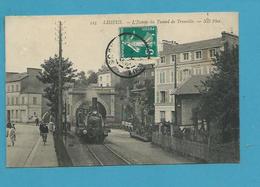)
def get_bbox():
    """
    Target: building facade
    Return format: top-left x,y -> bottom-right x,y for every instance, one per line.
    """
6,68 -> 48,123
97,67 -> 121,88
154,32 -> 238,123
